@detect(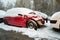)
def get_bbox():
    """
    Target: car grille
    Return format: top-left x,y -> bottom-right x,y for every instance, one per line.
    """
50,20 -> 57,24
